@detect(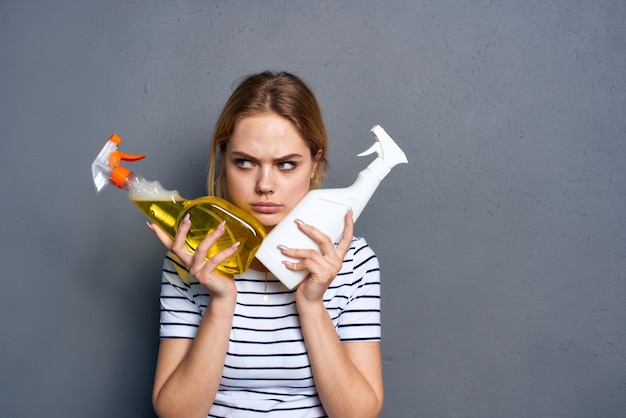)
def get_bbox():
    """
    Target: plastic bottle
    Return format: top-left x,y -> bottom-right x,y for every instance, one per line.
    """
255,125 -> 408,289
91,134 -> 266,278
